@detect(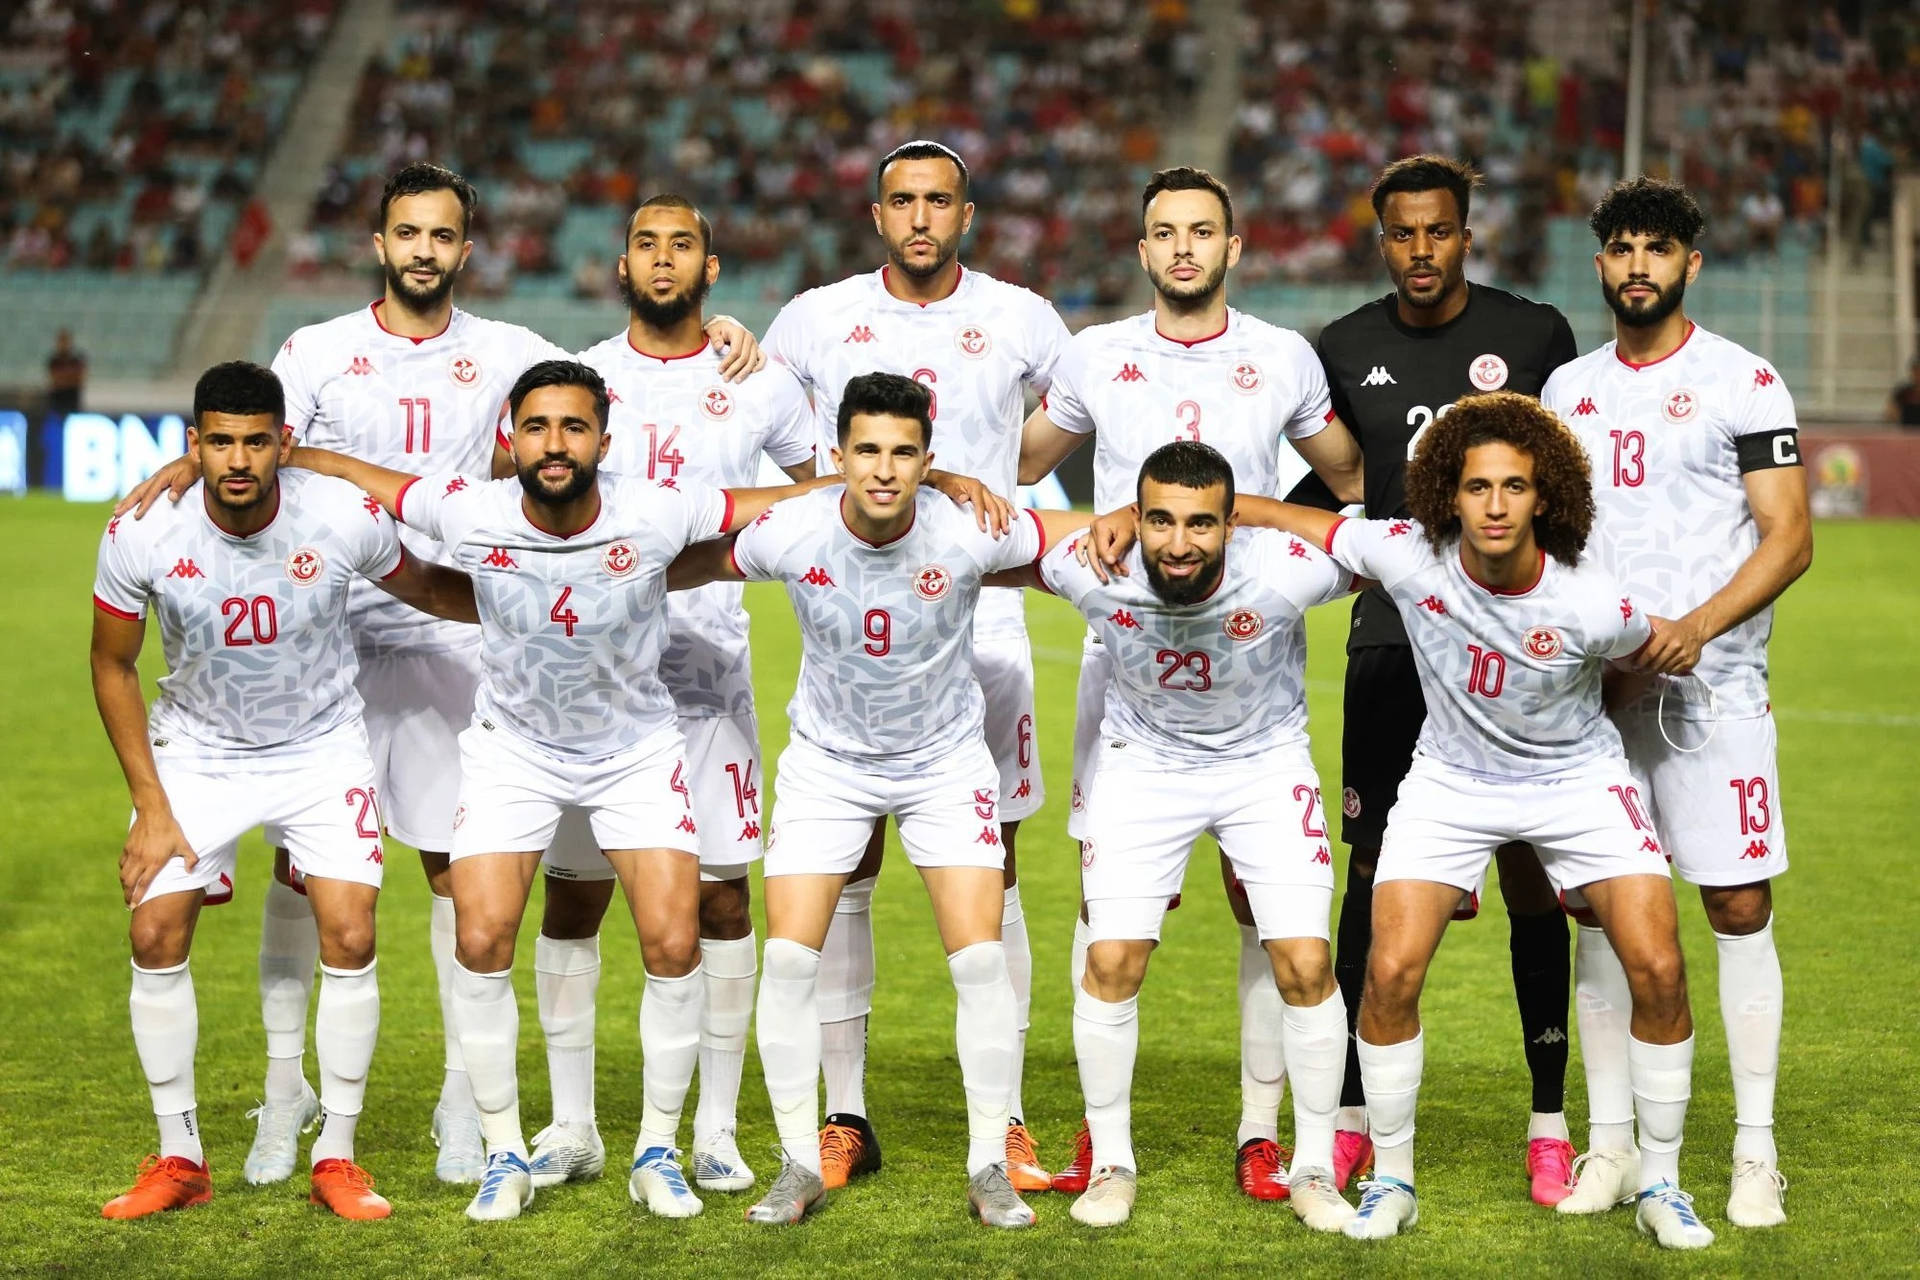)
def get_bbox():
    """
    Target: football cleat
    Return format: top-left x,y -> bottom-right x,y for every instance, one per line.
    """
629,1147 -> 703,1218
465,1151 -> 534,1221
1333,1128 -> 1374,1191
1070,1165 -> 1137,1227
1051,1120 -> 1093,1194
526,1121 -> 605,1188
1527,1136 -> 1578,1206
1344,1176 -> 1418,1239
1005,1120 -> 1051,1193
243,1083 -> 320,1185
310,1157 -> 392,1220
102,1155 -> 212,1220
1726,1159 -> 1788,1228
818,1113 -> 881,1190
1556,1147 -> 1640,1215
1289,1169 -> 1357,1232
430,1100 -> 486,1184
967,1161 -> 1036,1229
1636,1181 -> 1715,1249
745,1154 -> 825,1225
691,1128 -> 755,1193
1236,1136 -> 1291,1201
